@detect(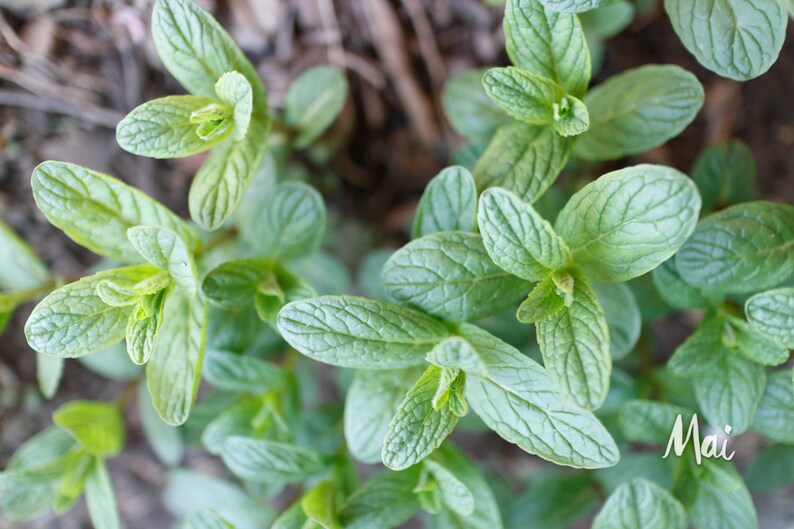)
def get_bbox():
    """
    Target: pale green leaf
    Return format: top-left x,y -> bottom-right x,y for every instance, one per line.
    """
382,231 -> 531,322
474,125 -> 570,206
301,479 -> 341,529
651,258 -> 711,310
442,69 -> 512,143
146,289 -> 207,425
676,202 -> 794,295
37,352 -> 63,399
618,399 -> 695,444
0,220 -> 51,290
538,0 -> 622,13
592,478 -> 686,529
745,444 -> 794,492
593,282 -> 640,360
423,459 -> 474,517
201,399 -> 260,455
339,468 -> 421,529
53,400 -> 124,456
665,0 -> 787,81
138,384 -> 184,466
219,437 -> 327,482
182,510 -> 234,529
579,2 -> 635,39
85,458 -> 121,529
753,370 -> 794,443
215,71 -> 253,140
692,140 -> 758,213
745,287 -> 794,348
31,161 -> 199,262
128,226 -> 198,296
126,288 -> 168,364
203,350 -> 285,393
284,66 -> 348,148
573,65 -> 704,161
556,164 -> 701,282
727,318 -> 789,366
686,461 -> 757,529
516,277 -> 565,324
504,0 -> 591,98
411,166 -> 477,238
478,187 -> 569,281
